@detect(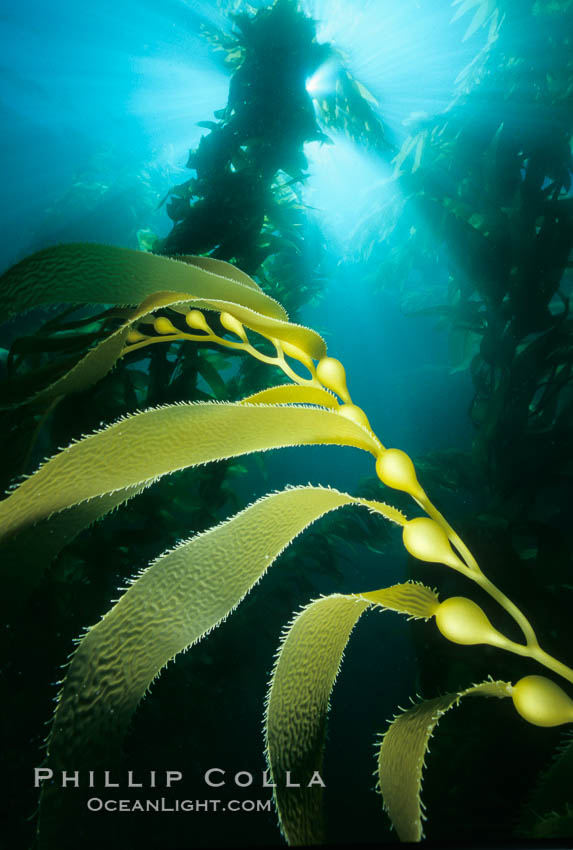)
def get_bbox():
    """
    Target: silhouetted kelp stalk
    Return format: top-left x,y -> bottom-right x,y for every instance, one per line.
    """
156,0 -> 391,316
1,244 -> 573,845
352,0 -> 573,520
